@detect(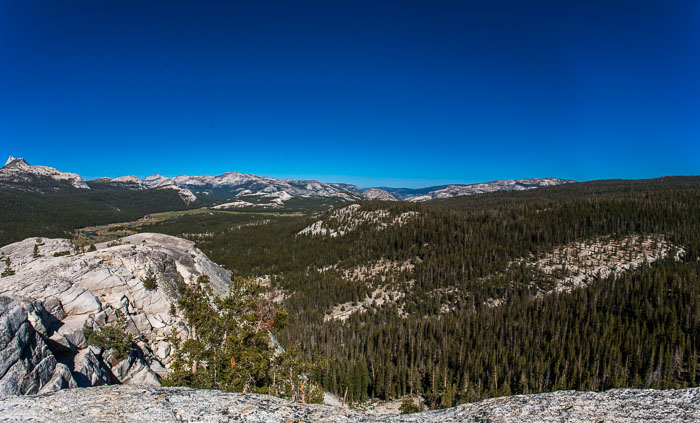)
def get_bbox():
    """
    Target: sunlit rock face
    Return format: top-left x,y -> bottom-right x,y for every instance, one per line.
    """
0,156 -> 89,192
0,233 -> 231,390
0,297 -> 76,395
